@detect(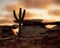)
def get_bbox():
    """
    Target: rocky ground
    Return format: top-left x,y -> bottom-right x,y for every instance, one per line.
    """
0,25 -> 60,48
0,30 -> 60,48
